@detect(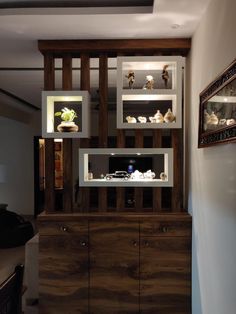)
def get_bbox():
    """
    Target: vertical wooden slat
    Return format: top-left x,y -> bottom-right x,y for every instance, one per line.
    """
44,53 -> 55,212
171,129 -> 183,211
134,130 -> 143,211
62,54 -> 73,212
116,129 -> 125,210
98,54 -> 108,211
80,53 -> 90,211
152,130 -> 162,212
